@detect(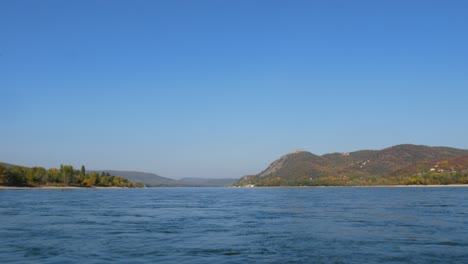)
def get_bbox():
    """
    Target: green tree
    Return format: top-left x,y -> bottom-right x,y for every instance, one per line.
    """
48,168 -> 59,183
99,175 -> 111,186
24,167 -> 47,185
25,169 -> 35,185
112,177 -> 122,187
36,167 -> 49,184
89,172 -> 98,186
95,174 -> 101,186
0,164 -> 7,185
60,165 -> 75,186
5,166 -> 27,186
